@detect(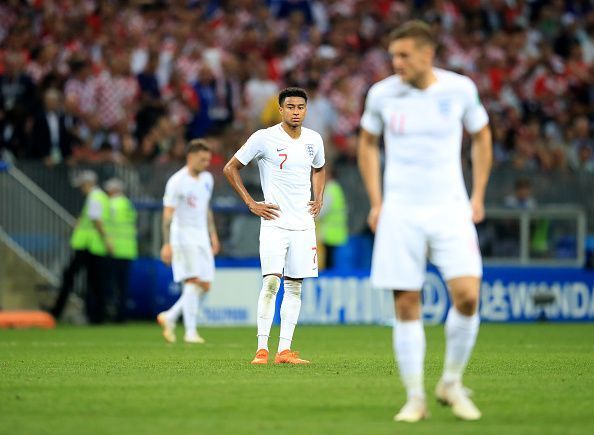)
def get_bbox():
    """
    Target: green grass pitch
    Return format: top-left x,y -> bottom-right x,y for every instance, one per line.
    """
1,323 -> 593,435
